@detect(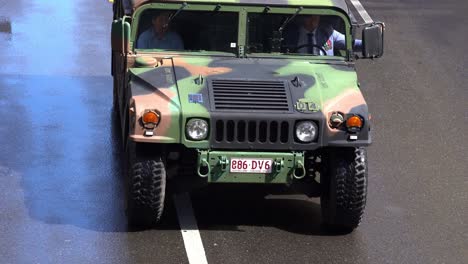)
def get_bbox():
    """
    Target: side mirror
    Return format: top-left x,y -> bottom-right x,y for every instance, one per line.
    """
111,18 -> 131,53
362,23 -> 384,58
